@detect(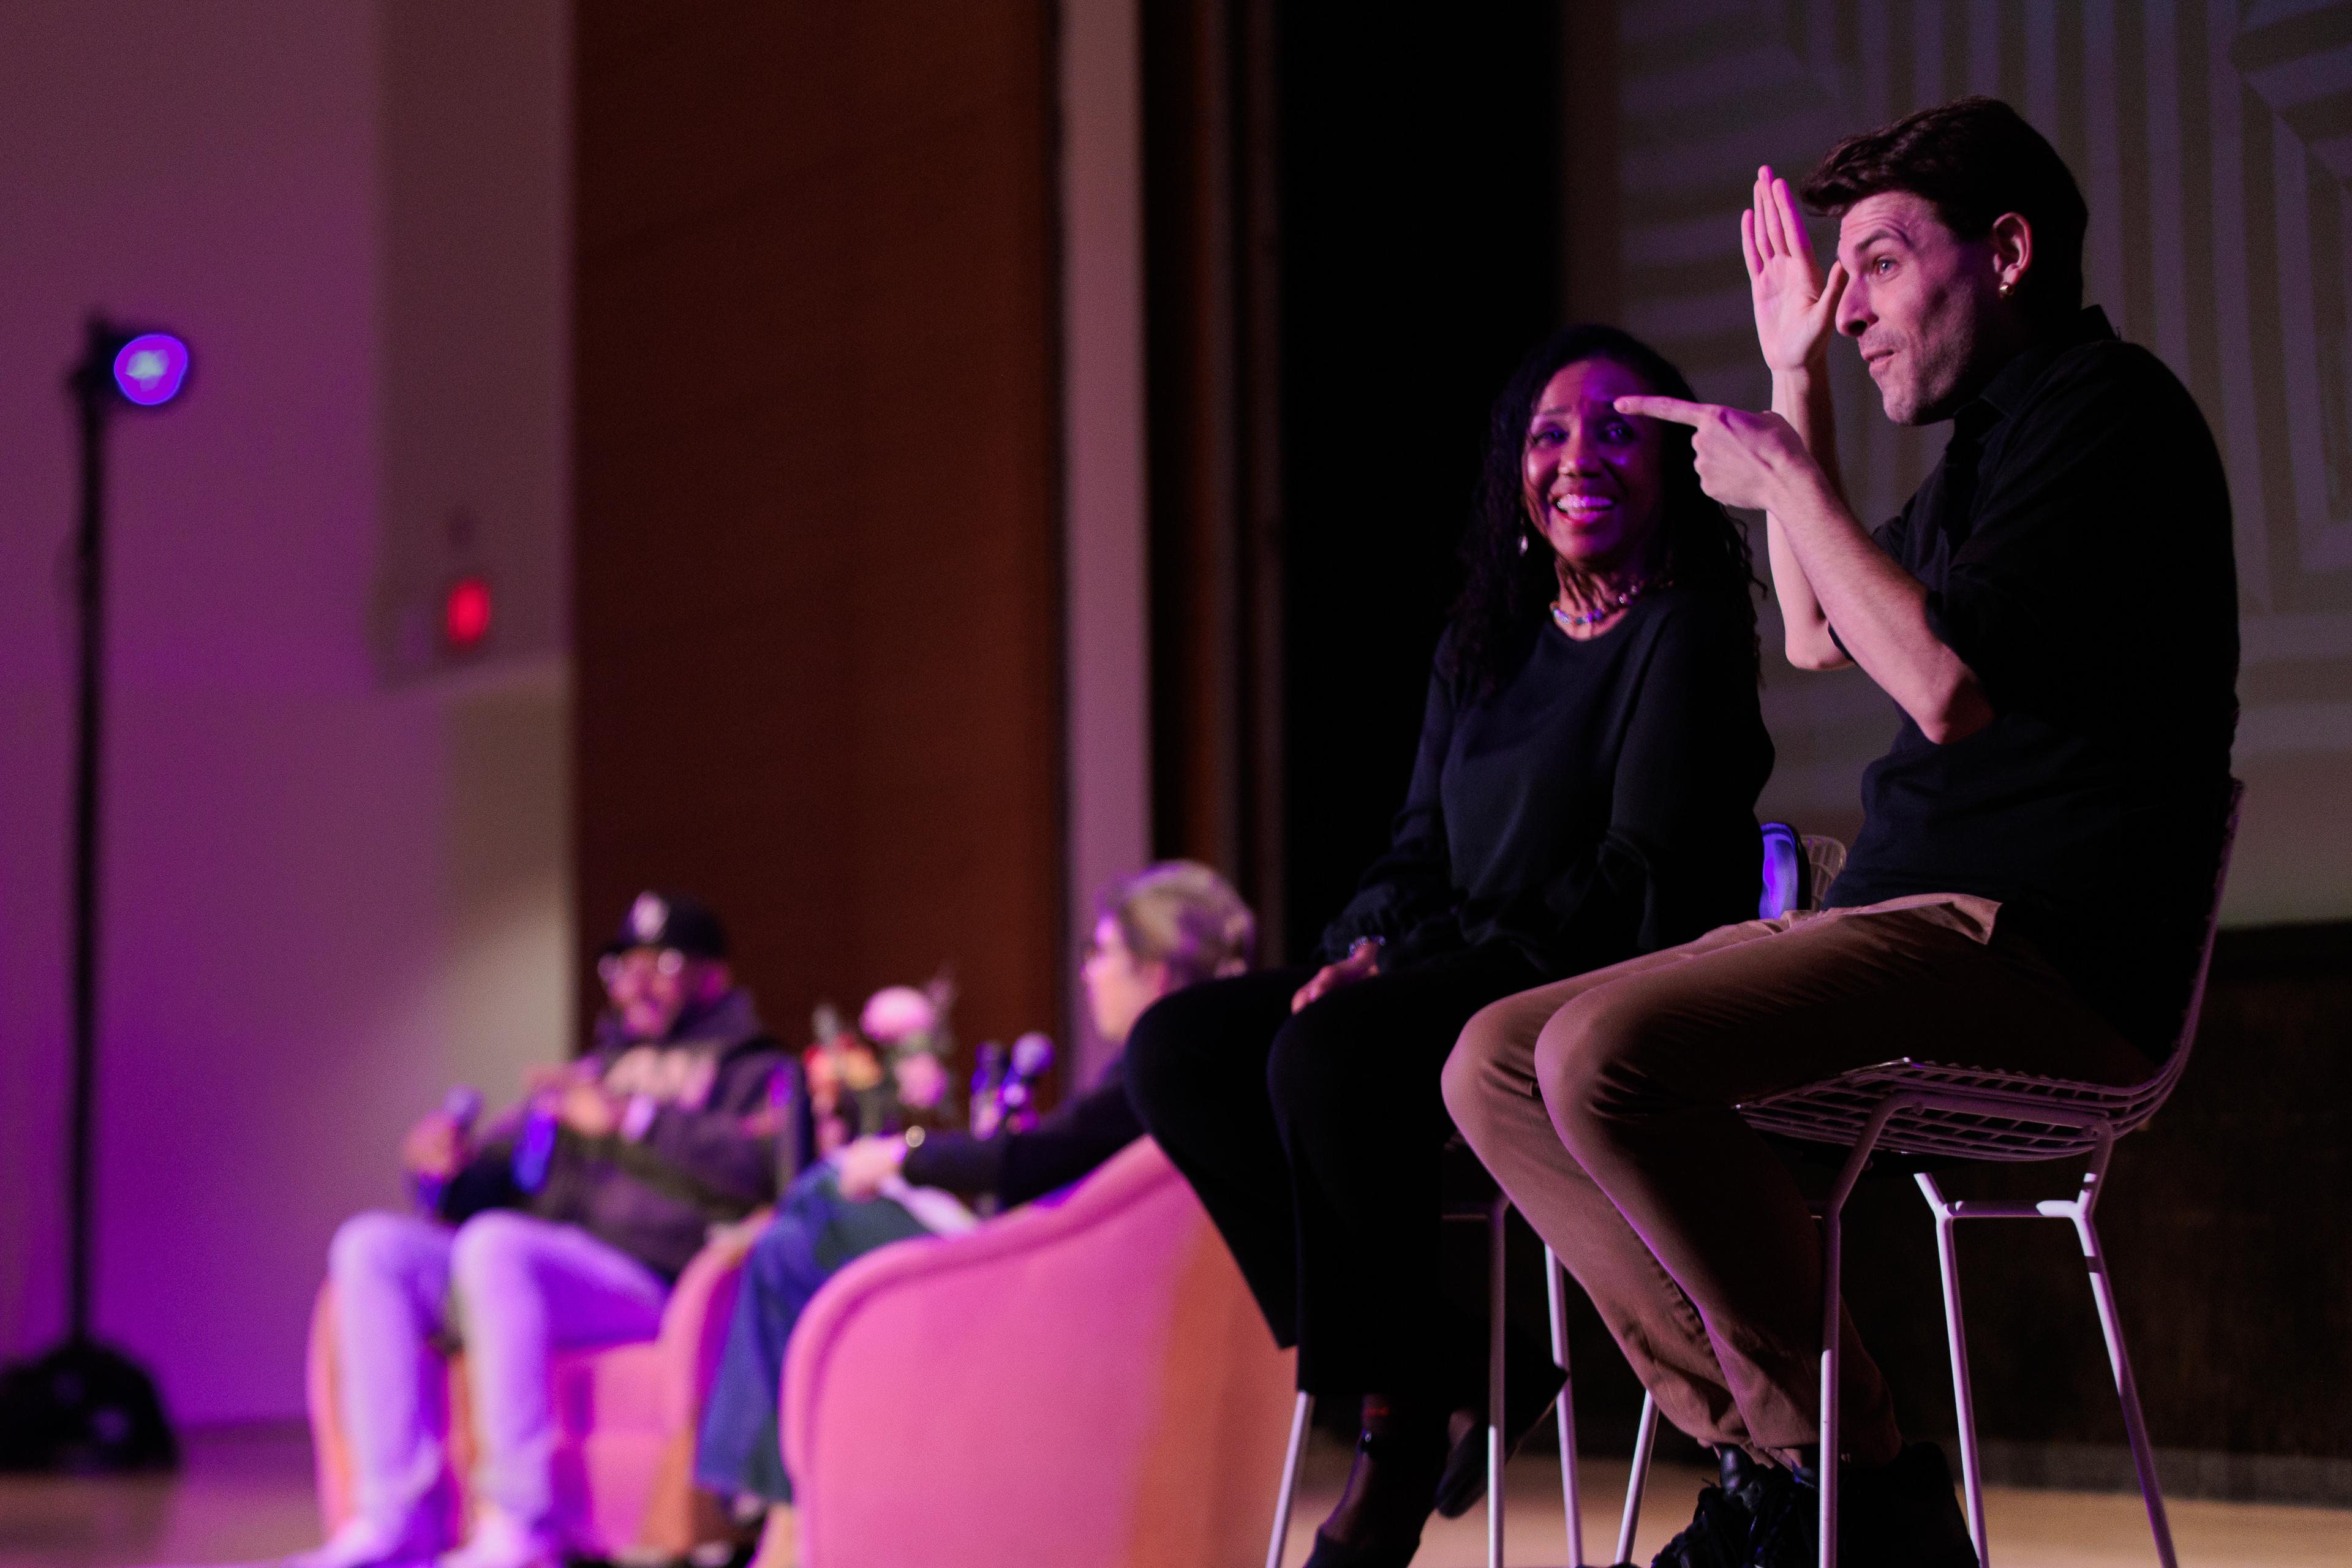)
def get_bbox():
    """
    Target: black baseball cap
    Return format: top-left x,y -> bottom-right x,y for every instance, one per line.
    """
601,889 -> 729,960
